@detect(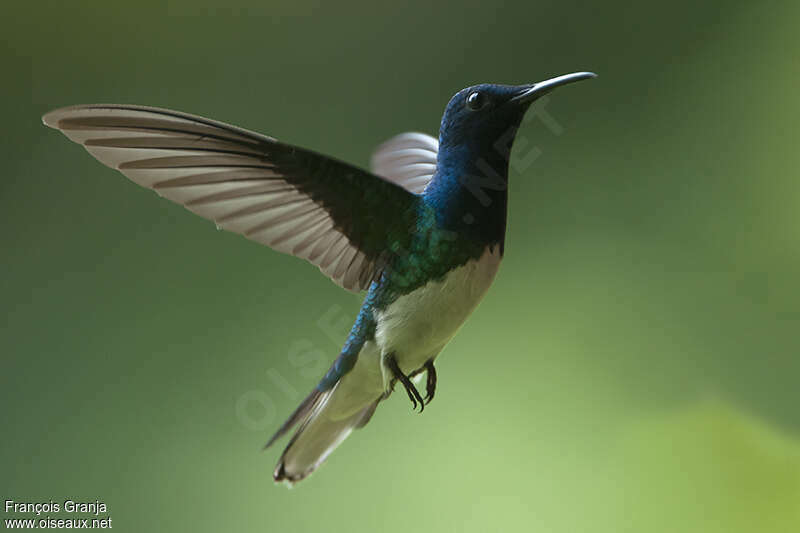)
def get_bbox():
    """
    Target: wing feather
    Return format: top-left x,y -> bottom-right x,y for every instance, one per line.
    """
370,132 -> 439,194
43,104 -> 421,291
